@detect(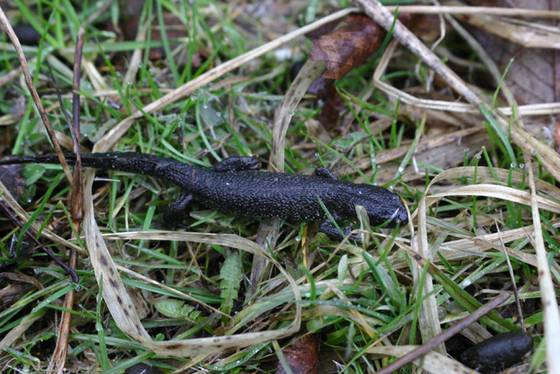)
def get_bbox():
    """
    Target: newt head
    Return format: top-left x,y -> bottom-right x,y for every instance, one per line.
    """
345,184 -> 408,227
